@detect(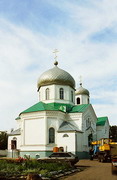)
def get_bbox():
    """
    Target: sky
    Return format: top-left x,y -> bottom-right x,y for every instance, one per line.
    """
0,0 -> 117,131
